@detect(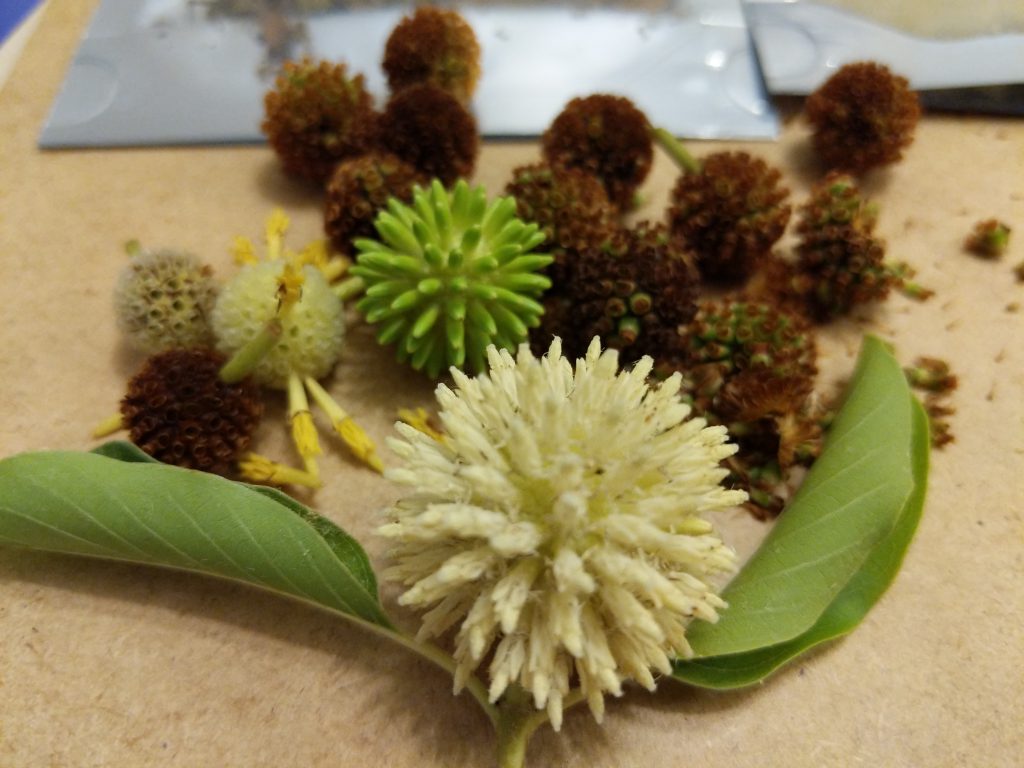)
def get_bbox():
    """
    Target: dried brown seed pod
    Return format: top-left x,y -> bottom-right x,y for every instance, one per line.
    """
542,94 -> 653,210
121,349 -> 263,474
324,152 -> 426,255
668,151 -> 791,284
261,58 -> 378,186
805,61 -> 920,174
378,82 -> 479,185
382,6 -> 481,104
533,222 -> 698,363
964,219 -> 1012,258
